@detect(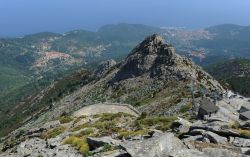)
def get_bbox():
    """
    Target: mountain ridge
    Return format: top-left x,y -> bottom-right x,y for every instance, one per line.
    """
2,34 -> 222,134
